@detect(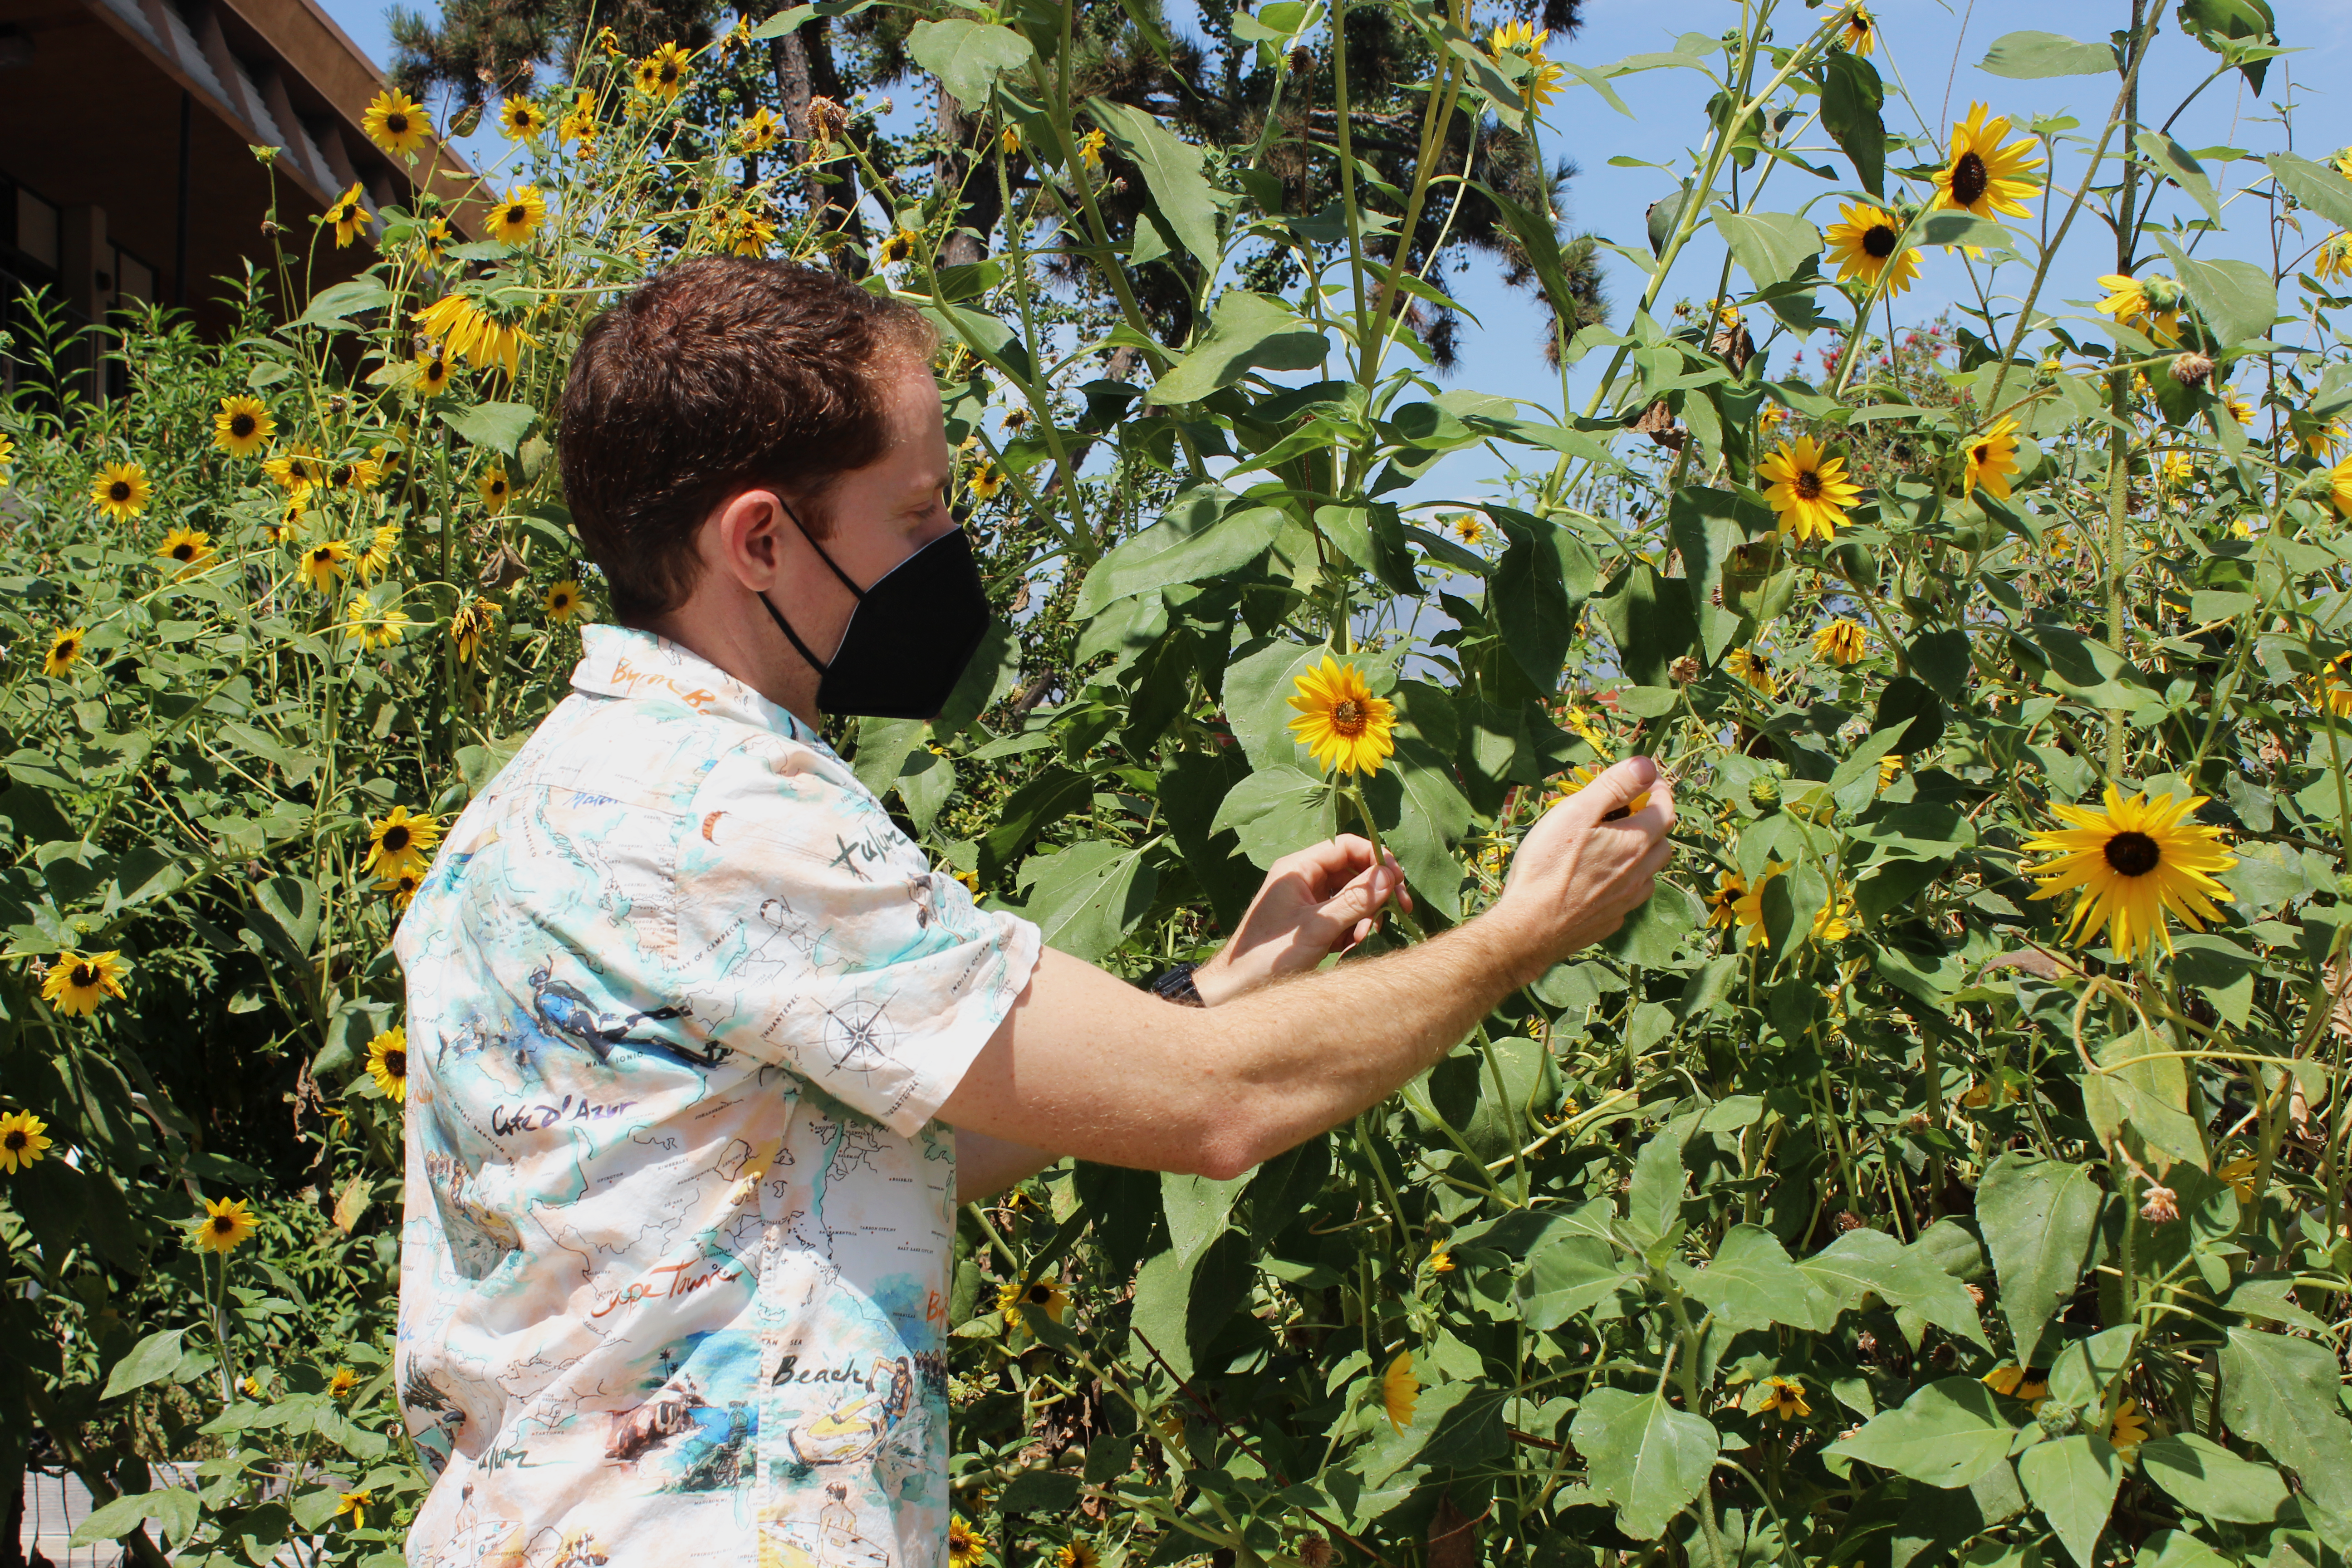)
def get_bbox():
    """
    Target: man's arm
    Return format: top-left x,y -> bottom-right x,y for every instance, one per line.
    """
942,759 -> 1676,1179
